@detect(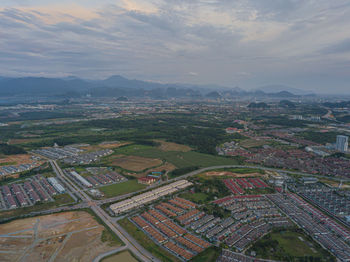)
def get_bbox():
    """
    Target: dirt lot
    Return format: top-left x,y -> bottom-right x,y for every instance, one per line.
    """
111,155 -> 163,172
0,154 -> 36,165
155,140 -> 191,152
204,171 -> 264,178
0,211 -> 119,262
